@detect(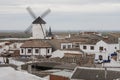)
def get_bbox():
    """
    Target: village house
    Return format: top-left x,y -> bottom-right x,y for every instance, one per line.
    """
65,32 -> 119,62
60,39 -> 72,49
0,28 -> 118,65
48,39 -> 83,58
0,41 -> 23,55
20,36 -> 118,63
79,39 -> 119,61
20,40 -> 52,57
